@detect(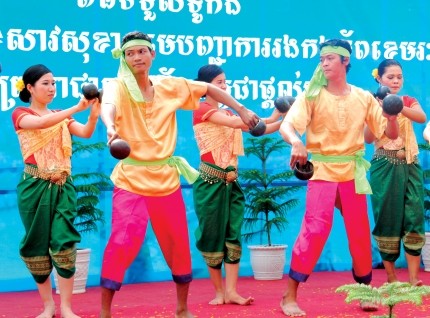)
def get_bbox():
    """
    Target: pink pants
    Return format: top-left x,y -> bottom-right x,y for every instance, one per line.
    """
101,187 -> 192,290
289,180 -> 372,284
